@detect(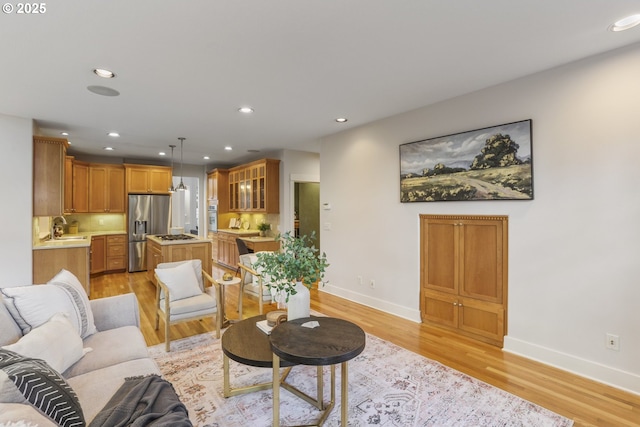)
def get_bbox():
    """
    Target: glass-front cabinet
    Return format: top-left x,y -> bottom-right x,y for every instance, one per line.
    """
228,159 -> 279,213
